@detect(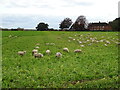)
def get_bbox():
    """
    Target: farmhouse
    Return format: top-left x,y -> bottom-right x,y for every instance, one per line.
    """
88,22 -> 112,30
